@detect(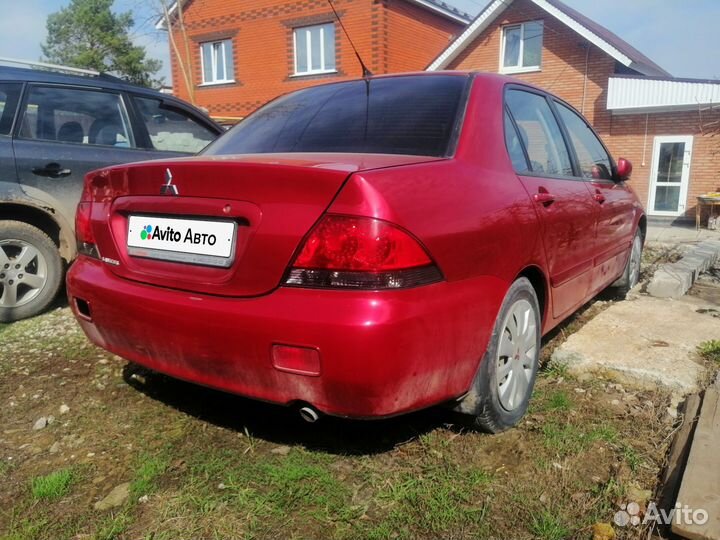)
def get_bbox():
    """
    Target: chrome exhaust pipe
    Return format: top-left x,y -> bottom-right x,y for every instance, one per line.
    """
299,406 -> 320,423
